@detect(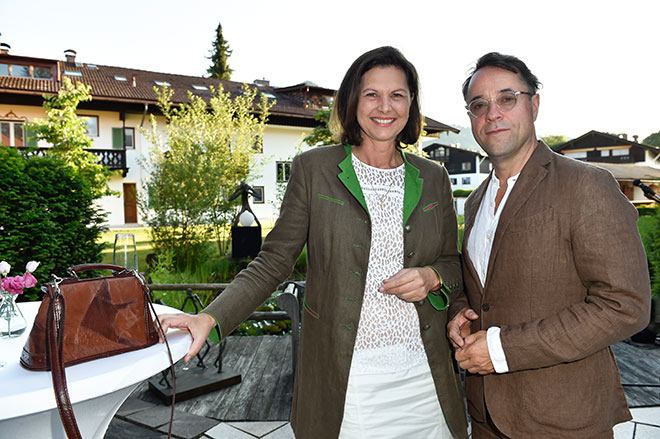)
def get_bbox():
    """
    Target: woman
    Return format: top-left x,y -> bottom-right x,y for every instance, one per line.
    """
159,46 -> 467,439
